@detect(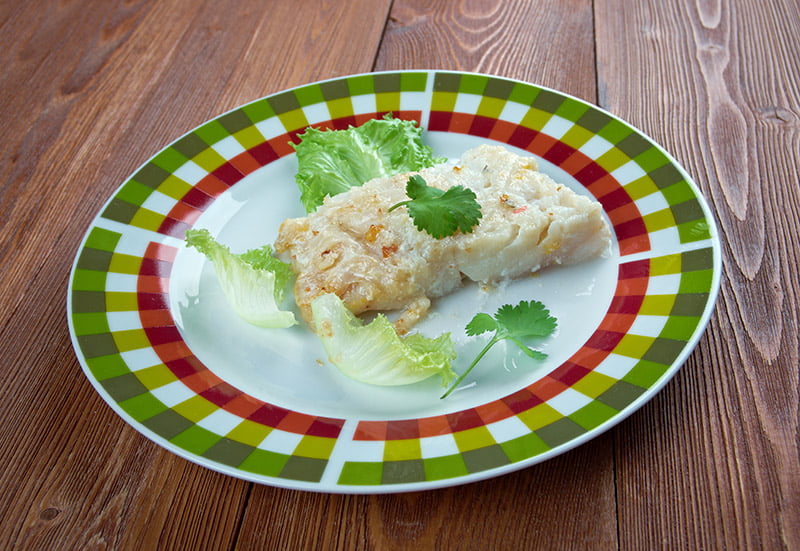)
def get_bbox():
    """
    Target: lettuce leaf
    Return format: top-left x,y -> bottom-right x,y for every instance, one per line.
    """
185,229 -> 296,328
311,293 -> 456,387
293,114 -> 443,212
